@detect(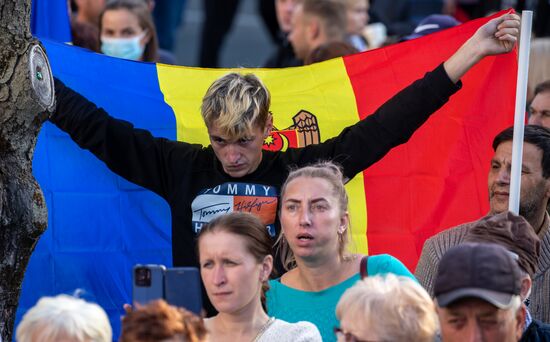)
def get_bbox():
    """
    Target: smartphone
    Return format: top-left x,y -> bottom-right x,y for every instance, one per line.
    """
132,264 -> 166,306
164,267 -> 202,315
